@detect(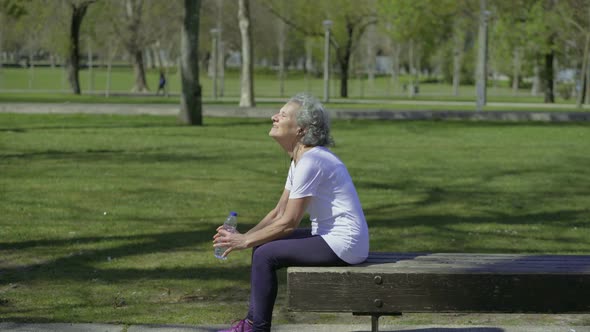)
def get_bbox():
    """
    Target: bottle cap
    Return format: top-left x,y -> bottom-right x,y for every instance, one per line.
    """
230,211 -> 238,217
